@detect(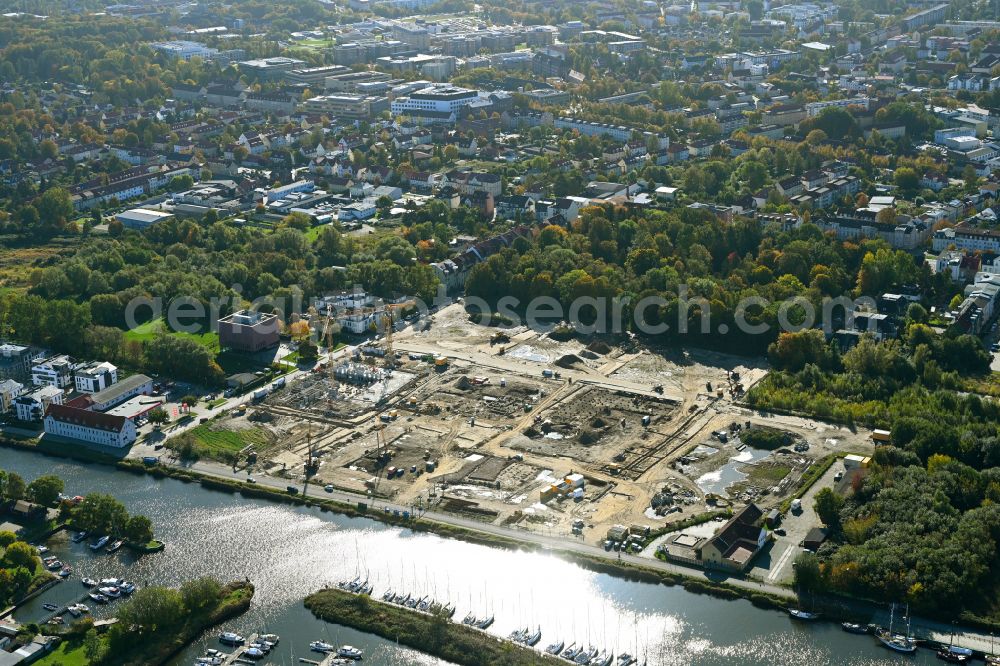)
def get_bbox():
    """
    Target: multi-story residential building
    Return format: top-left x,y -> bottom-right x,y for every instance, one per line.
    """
816,213 -> 931,250
901,3 -> 948,32
0,379 -> 23,414
933,225 -> 1000,253
31,355 -> 74,389
74,362 -> 119,394
0,344 -> 31,383
15,386 -> 63,422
